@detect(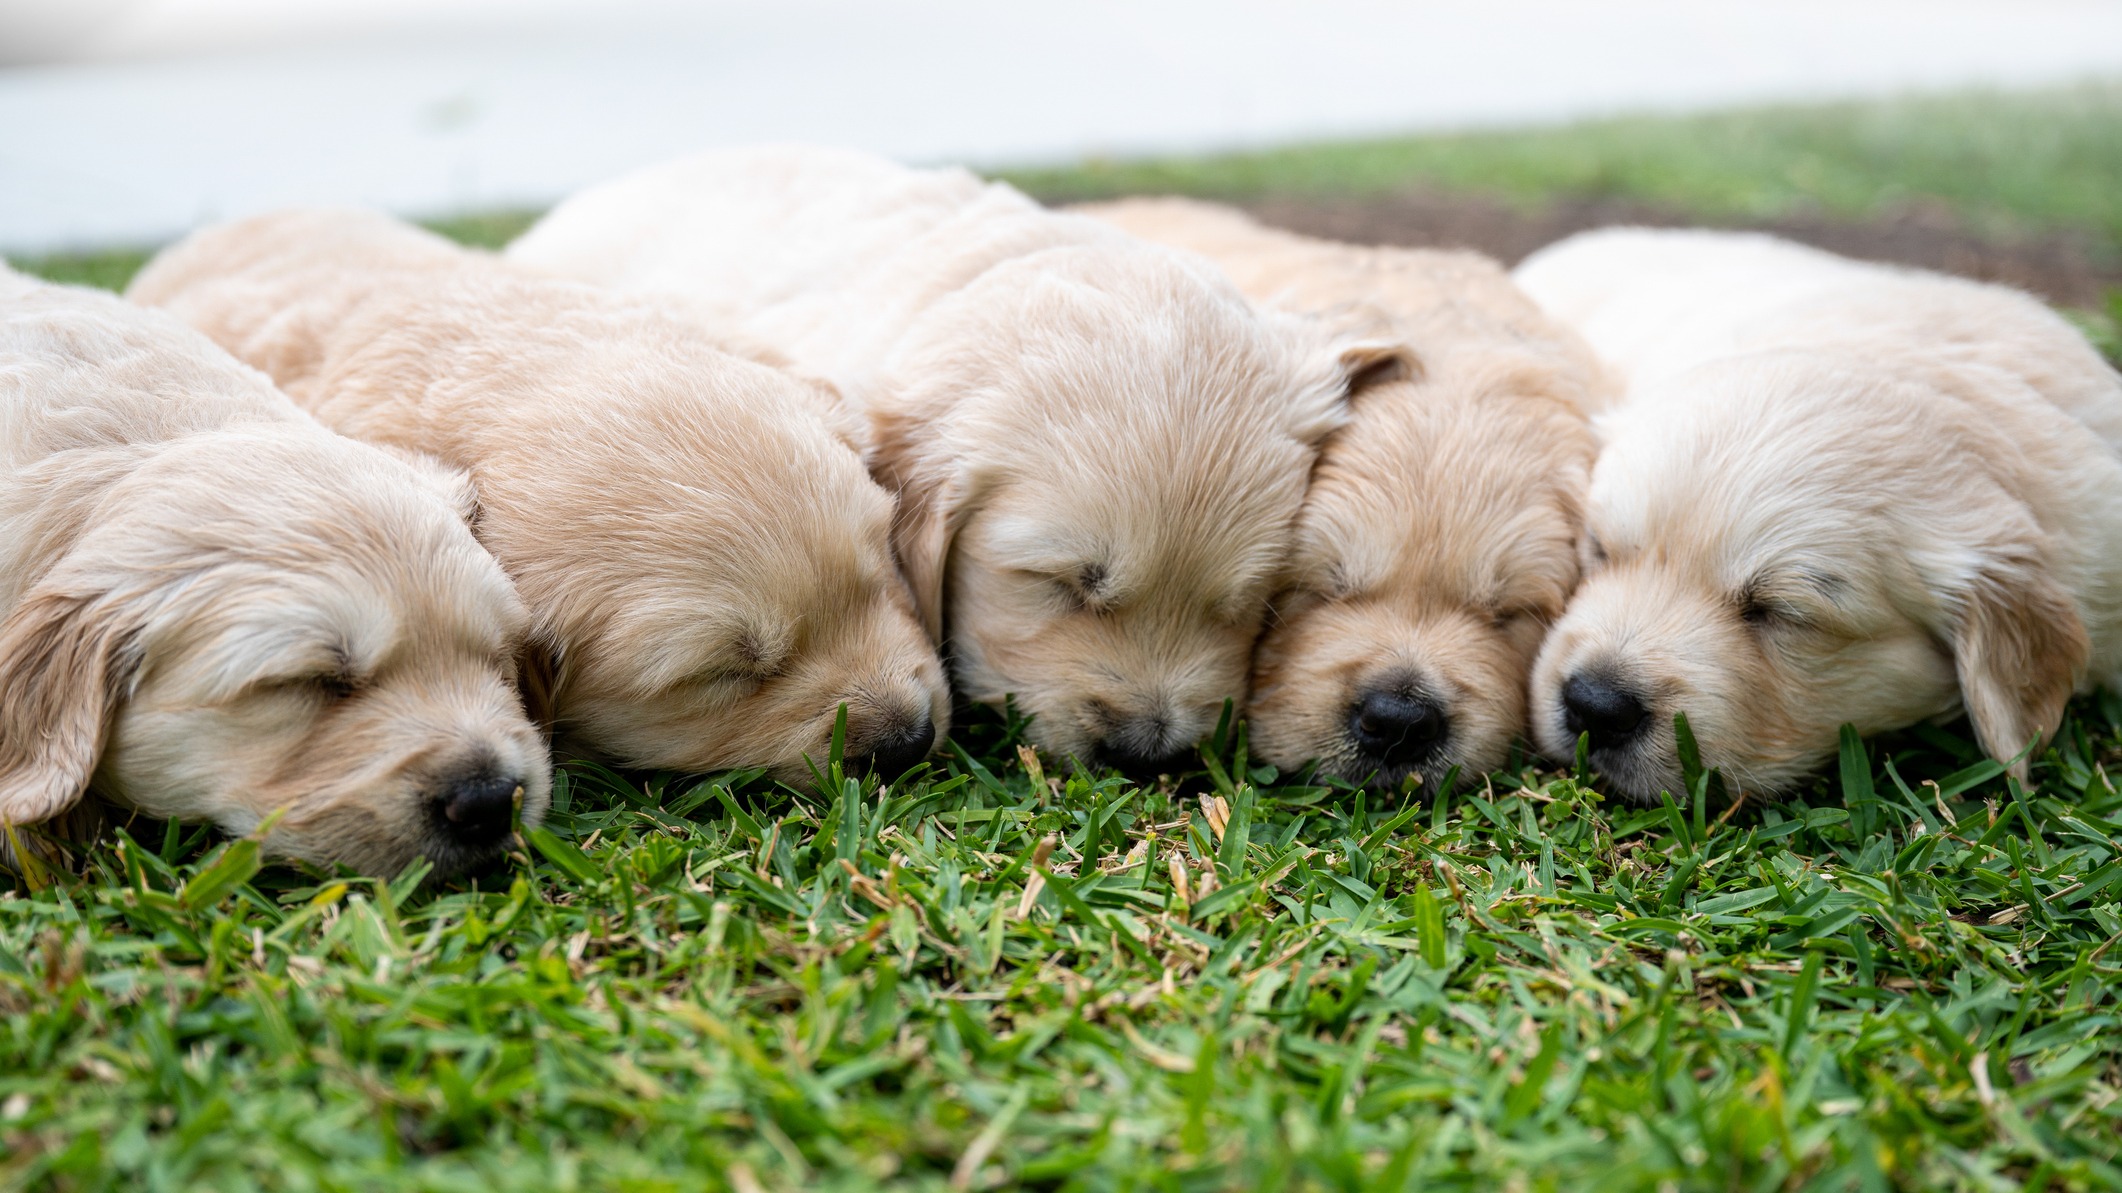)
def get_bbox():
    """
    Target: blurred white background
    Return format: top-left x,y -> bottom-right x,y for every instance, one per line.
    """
6,0 -> 2122,251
